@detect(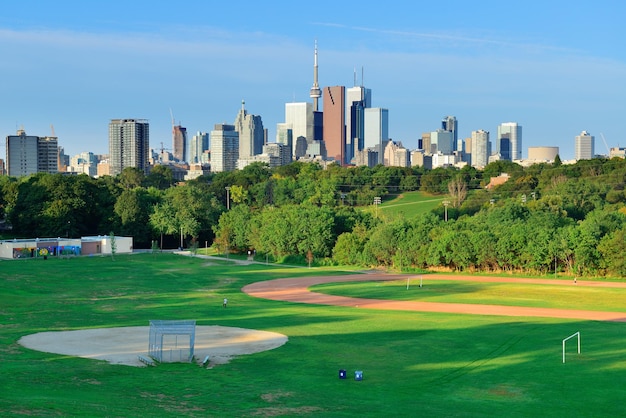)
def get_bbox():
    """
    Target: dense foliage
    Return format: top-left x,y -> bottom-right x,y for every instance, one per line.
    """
2,158 -> 626,277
